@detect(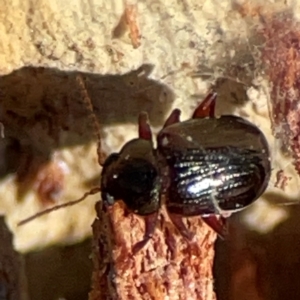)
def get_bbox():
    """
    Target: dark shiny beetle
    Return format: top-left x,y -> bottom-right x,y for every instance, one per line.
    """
101,92 -> 271,253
